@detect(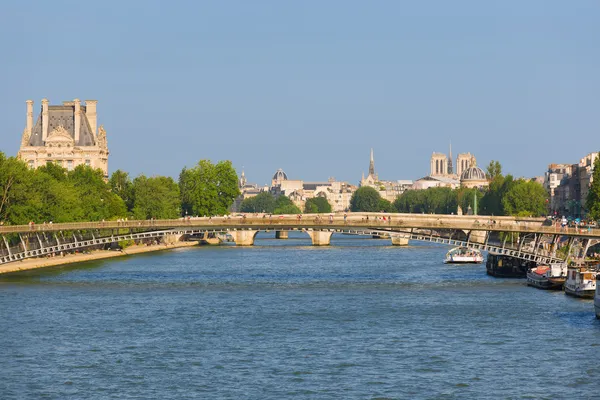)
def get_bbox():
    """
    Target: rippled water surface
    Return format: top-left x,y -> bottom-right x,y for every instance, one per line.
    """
1,233 -> 599,399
